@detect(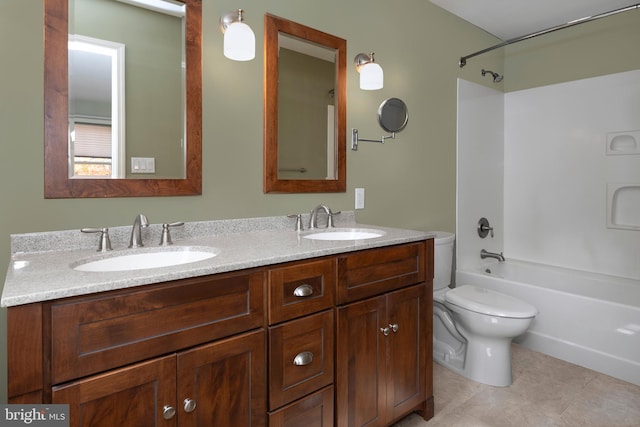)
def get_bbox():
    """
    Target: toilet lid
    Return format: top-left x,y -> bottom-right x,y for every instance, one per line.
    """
445,285 -> 538,318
